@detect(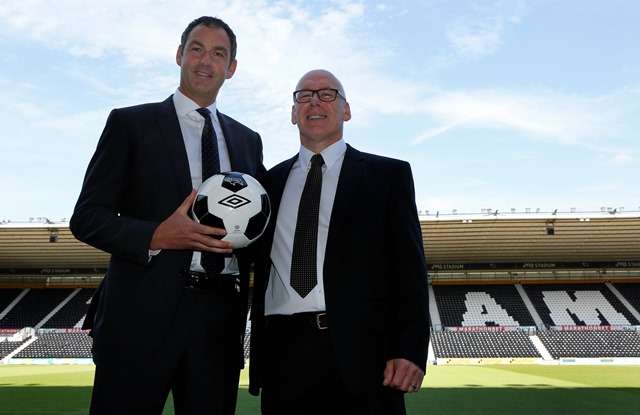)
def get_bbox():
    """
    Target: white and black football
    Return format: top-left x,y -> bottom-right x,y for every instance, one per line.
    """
192,172 -> 270,248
